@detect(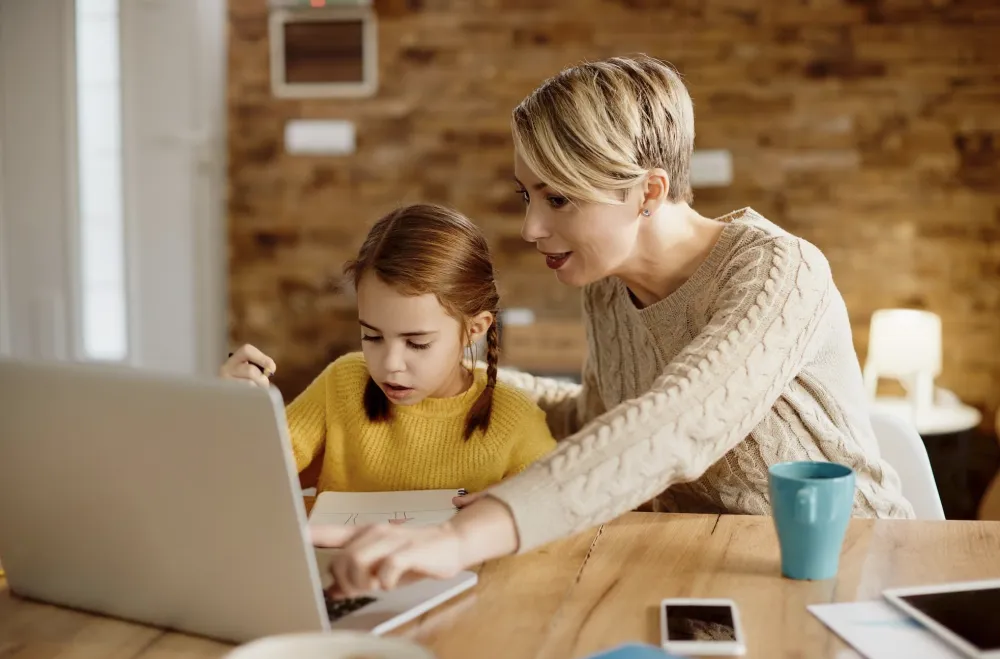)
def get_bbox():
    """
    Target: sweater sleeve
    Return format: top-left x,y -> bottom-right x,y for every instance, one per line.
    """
285,365 -> 331,472
487,237 -> 833,553
497,357 -> 604,440
497,289 -> 606,439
